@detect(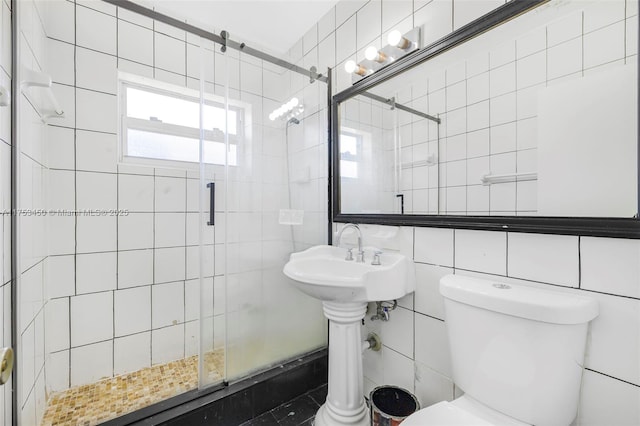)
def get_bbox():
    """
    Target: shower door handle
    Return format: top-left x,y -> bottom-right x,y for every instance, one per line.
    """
207,182 -> 215,226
